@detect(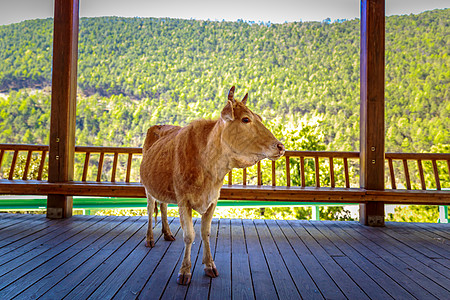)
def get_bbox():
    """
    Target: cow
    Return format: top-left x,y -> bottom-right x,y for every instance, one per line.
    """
140,86 -> 285,285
